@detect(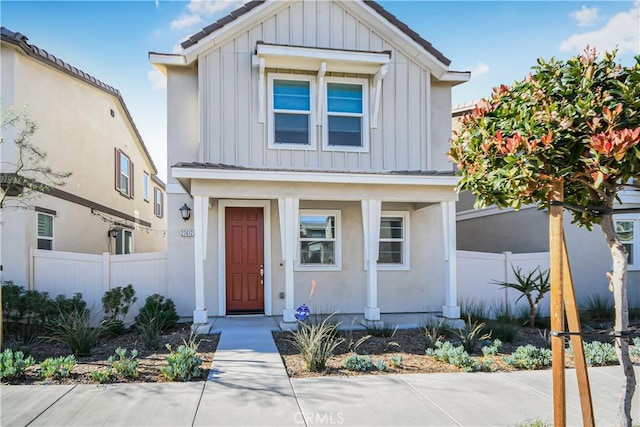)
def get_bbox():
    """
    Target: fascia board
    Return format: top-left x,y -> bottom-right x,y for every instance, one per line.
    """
181,0 -> 295,64
339,0 -> 448,78
172,166 -> 460,187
